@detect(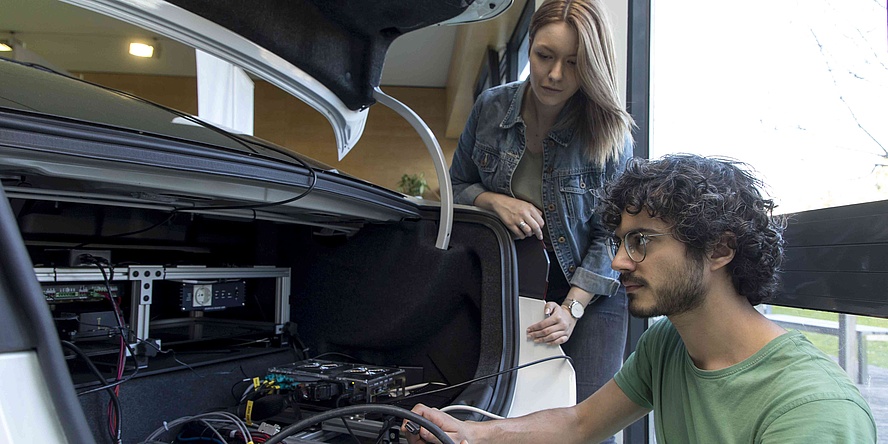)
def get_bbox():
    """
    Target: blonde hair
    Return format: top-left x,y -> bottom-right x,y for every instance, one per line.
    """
529,0 -> 635,167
